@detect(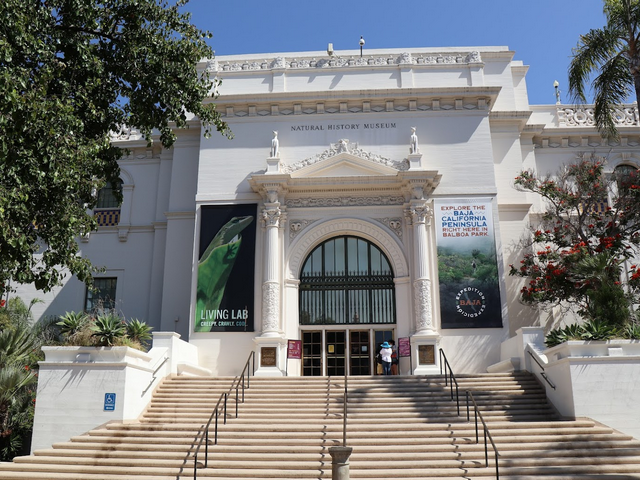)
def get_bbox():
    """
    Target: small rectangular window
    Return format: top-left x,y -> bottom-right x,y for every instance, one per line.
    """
85,278 -> 117,313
